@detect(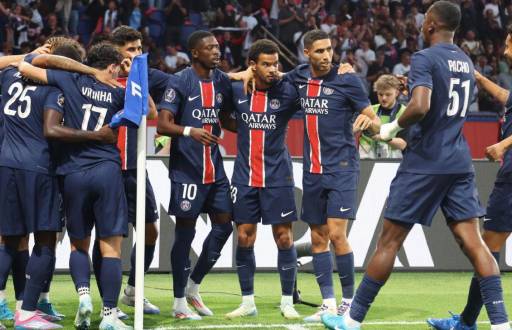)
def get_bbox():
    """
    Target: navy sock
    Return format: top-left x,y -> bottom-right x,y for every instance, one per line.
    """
312,251 -> 334,299
479,275 -> 509,325
0,244 -> 15,291
461,252 -> 500,326
69,250 -> 90,291
13,250 -> 29,300
170,227 -> 195,298
277,246 -> 297,296
21,246 -> 54,312
128,244 -> 156,287
236,246 -> 256,296
100,257 -> 122,308
92,240 -> 103,297
349,274 -> 385,323
336,252 -> 355,299
42,255 -> 56,294
190,222 -> 232,284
